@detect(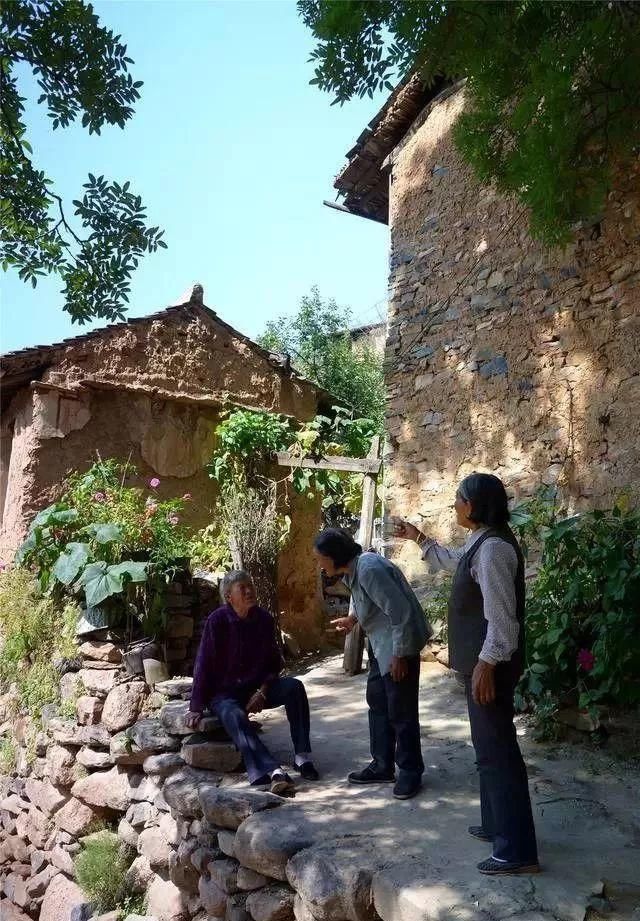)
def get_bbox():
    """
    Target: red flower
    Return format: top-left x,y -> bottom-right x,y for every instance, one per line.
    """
577,648 -> 595,672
